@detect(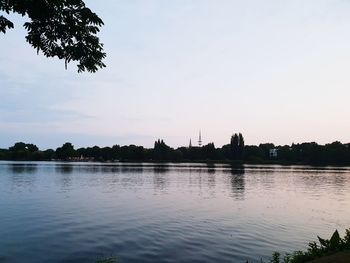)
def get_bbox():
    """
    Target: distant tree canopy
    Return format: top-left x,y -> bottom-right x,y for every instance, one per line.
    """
230,133 -> 244,160
9,142 -> 38,152
1,135 -> 350,165
56,142 -> 76,160
0,0 -> 106,72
